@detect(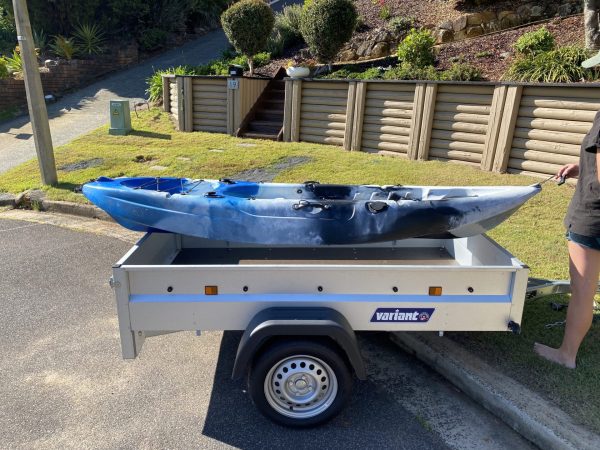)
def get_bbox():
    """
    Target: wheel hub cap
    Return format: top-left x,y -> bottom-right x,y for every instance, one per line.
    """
264,355 -> 338,419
